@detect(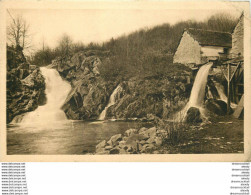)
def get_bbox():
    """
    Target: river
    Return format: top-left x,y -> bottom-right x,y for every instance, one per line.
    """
7,121 -> 150,154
